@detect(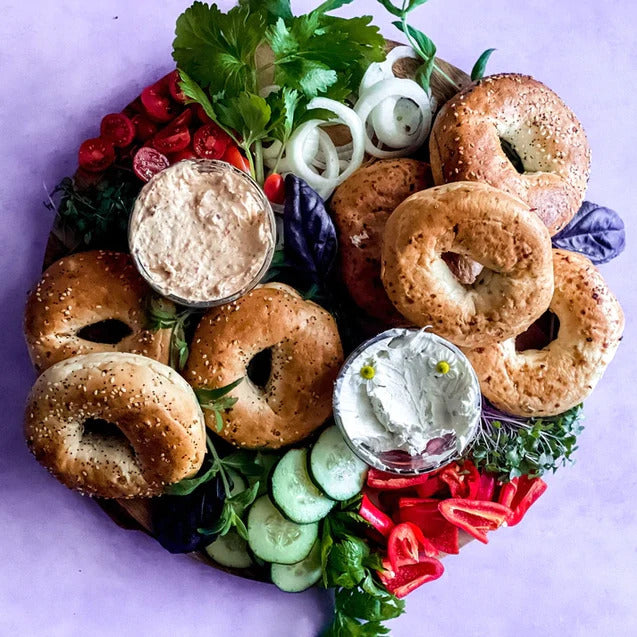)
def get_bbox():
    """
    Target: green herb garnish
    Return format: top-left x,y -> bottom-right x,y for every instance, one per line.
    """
195,377 -> 244,432
472,404 -> 584,482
